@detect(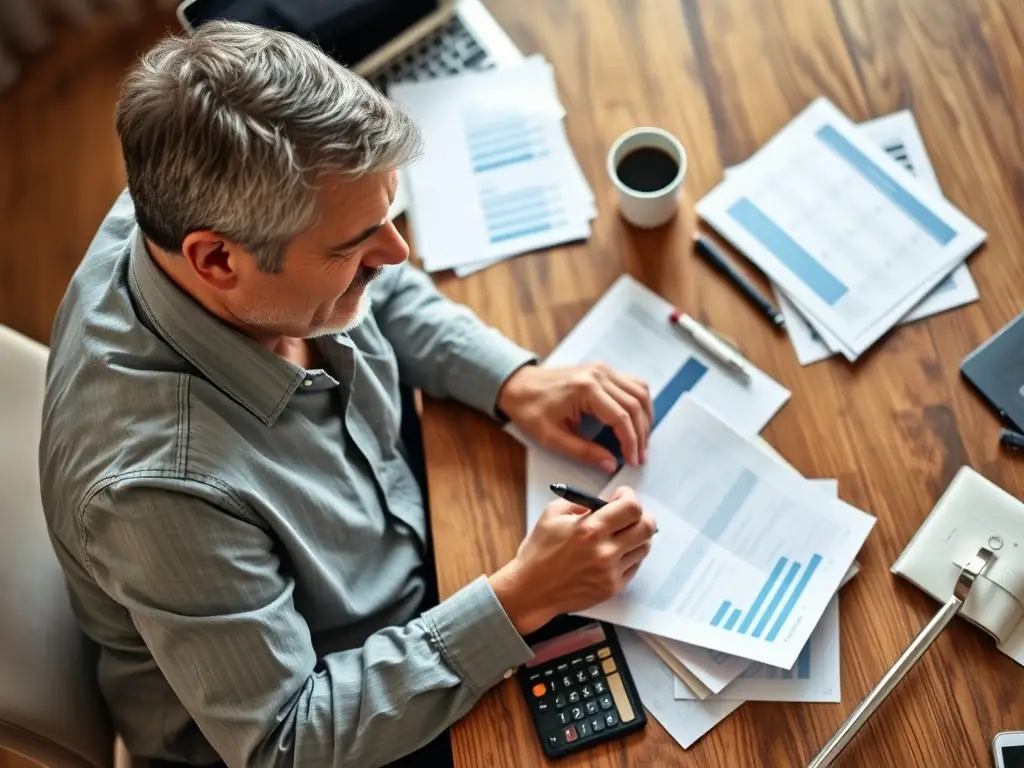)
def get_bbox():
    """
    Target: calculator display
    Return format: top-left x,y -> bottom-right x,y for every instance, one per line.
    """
525,622 -> 606,667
